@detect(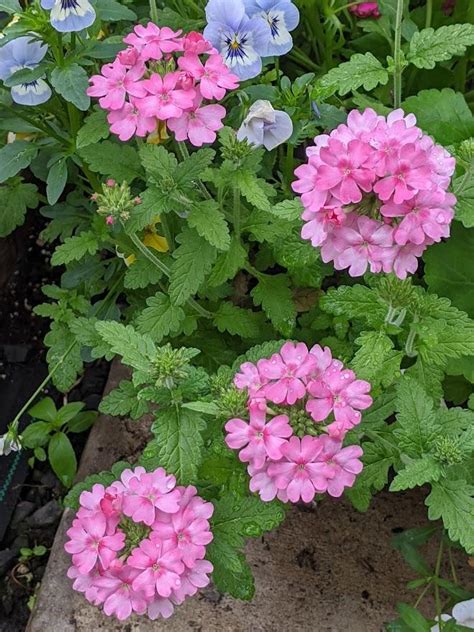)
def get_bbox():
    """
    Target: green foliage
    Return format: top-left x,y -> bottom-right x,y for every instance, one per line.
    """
76,110 -> 110,149
99,380 -> 149,420
0,141 -> 38,183
51,231 -> 99,266
137,292 -> 186,343
407,24 -> 474,70
317,52 -> 389,96
214,303 -> 262,339
0,178 -> 38,237
78,142 -> 142,182
64,462 -> 131,510
251,274 -> 296,336
50,65 -> 90,111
